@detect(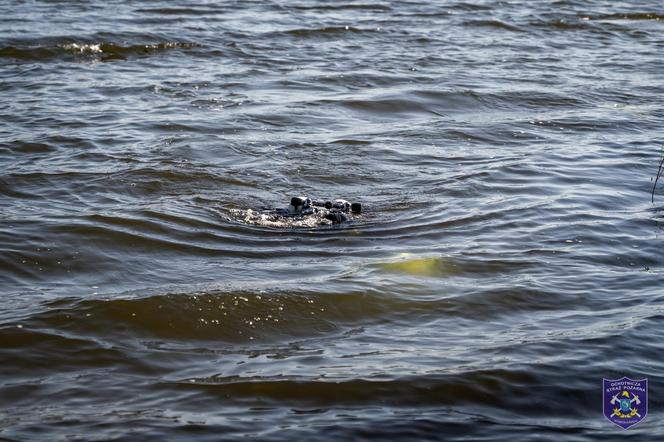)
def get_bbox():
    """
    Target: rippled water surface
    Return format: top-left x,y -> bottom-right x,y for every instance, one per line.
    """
2,0 -> 664,440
